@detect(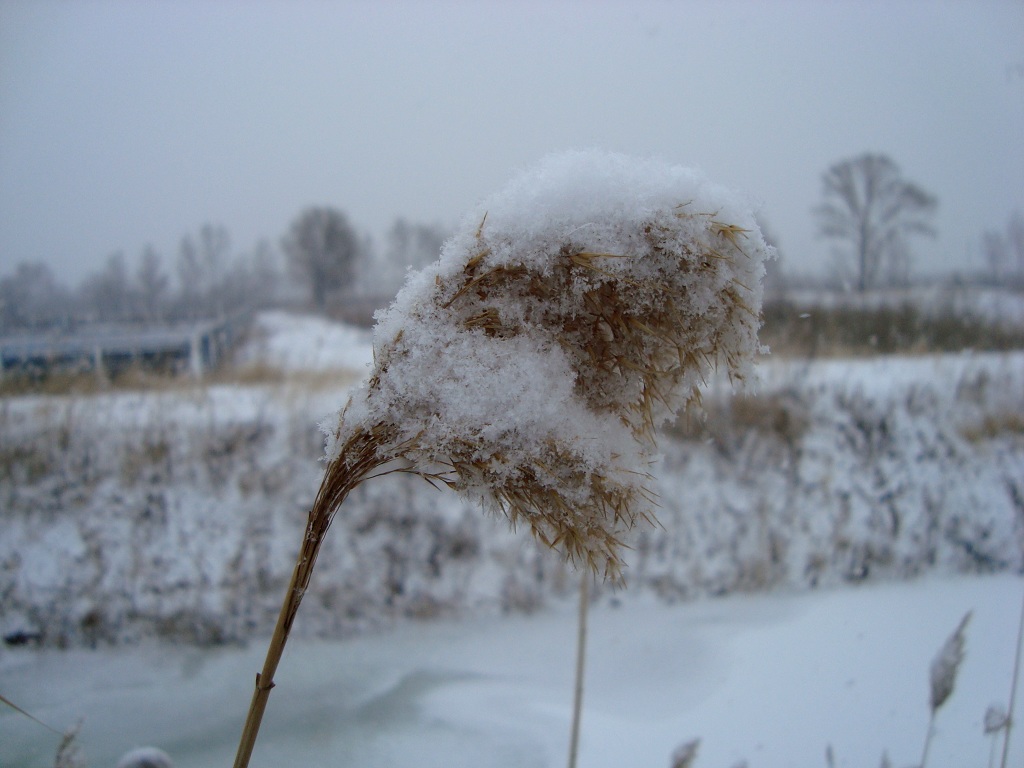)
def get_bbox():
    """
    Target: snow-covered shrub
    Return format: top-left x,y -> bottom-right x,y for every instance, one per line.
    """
633,354 -> 1024,599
